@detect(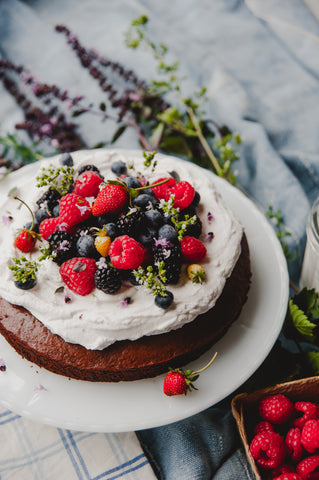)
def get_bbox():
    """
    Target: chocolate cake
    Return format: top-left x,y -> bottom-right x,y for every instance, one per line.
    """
0,149 -> 251,382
